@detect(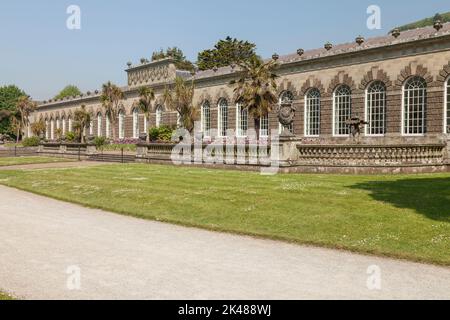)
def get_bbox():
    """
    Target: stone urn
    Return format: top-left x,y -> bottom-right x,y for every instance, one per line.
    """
277,102 -> 296,137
